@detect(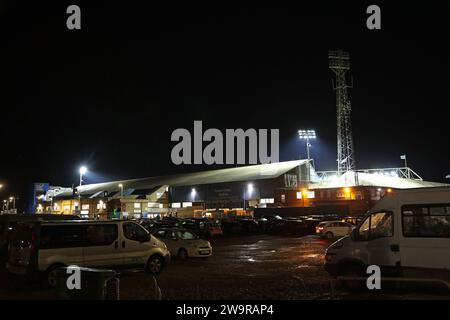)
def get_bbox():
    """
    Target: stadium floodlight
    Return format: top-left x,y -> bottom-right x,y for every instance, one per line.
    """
298,129 -> 317,182
298,130 -> 317,140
